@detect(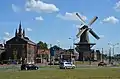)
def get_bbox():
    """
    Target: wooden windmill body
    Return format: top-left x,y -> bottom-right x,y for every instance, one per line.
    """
74,13 -> 100,61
